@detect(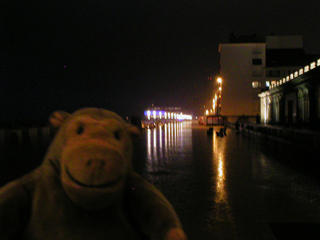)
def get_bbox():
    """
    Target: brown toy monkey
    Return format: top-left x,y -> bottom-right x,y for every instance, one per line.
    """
0,108 -> 187,240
